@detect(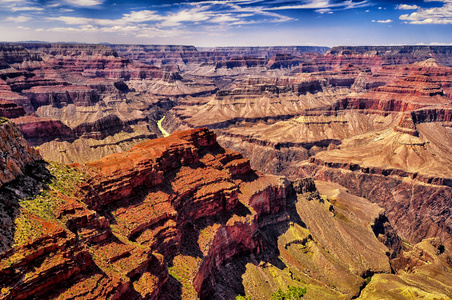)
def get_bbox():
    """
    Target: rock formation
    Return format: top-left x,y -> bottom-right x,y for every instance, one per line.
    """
1,126 -> 451,299
162,54 -> 452,299
0,43 -> 207,163
0,120 -> 40,189
1,42 -> 452,299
